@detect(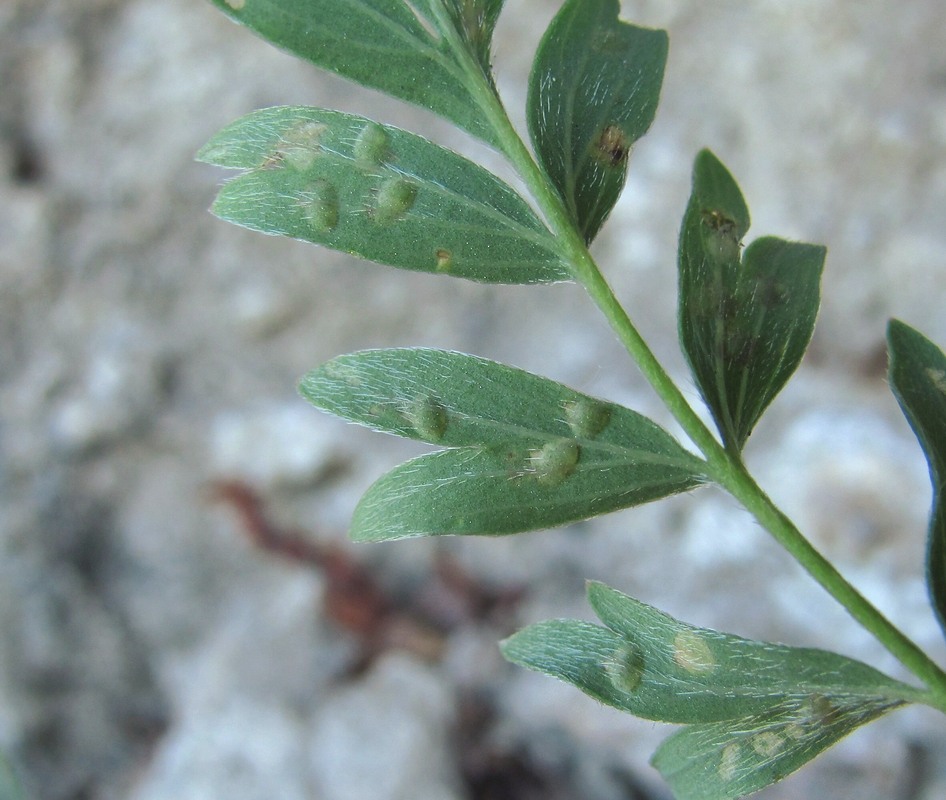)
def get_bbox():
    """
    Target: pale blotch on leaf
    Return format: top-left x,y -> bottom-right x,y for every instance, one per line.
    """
224,0 -> 246,9
718,742 -> 741,783
603,643 -> 644,693
926,367 -> 946,395
564,397 -> 611,439
672,630 -> 717,674
323,361 -> 361,385
783,722 -> 806,741
435,248 -> 452,273
375,177 -> 418,223
353,122 -> 389,168
278,121 -> 328,171
700,208 -> 741,265
408,394 -> 448,441
749,730 -> 784,759
529,439 -> 580,486
300,179 -> 339,233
